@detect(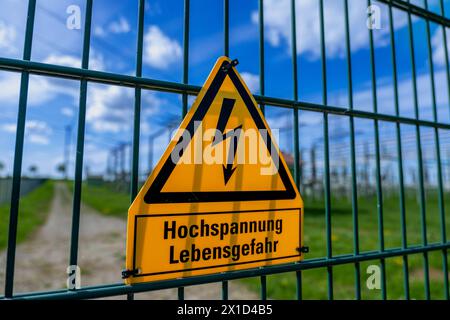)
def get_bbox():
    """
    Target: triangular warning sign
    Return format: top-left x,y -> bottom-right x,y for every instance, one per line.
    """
143,60 -> 296,204
125,57 -> 304,285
